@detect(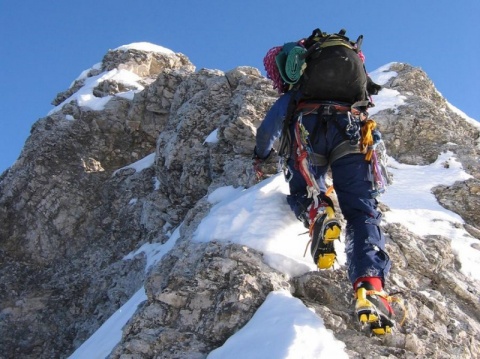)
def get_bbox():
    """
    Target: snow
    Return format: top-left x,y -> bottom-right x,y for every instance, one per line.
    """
194,174 -> 346,278
207,290 -> 348,359
204,128 -> 219,144
74,62 -> 102,83
49,68 -> 145,114
115,42 -> 175,55
68,63 -> 480,358
369,62 -> 399,86
51,42 -> 175,115
446,101 -> 480,131
368,63 -> 406,116
369,87 -> 406,116
68,288 -> 147,359
123,226 -> 180,272
69,227 -> 181,358
380,152 -> 479,280
112,152 -> 155,176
